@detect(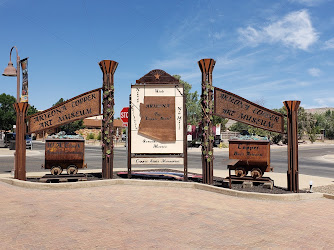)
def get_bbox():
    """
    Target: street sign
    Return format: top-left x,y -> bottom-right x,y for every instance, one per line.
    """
120,107 -> 129,127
